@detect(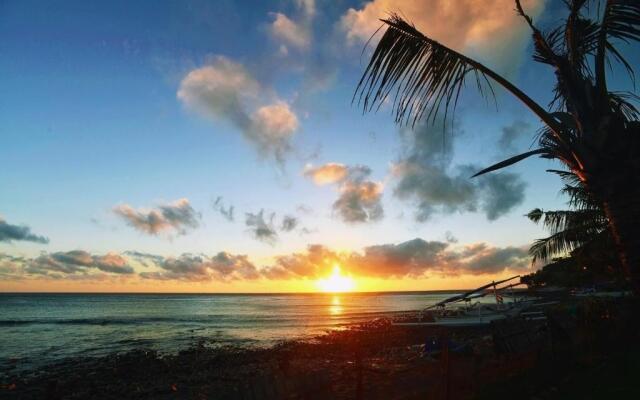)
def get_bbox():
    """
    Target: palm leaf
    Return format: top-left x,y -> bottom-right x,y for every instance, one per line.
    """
595,0 -> 640,96
528,207 -> 609,263
470,149 -> 548,178
354,14 -> 563,135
